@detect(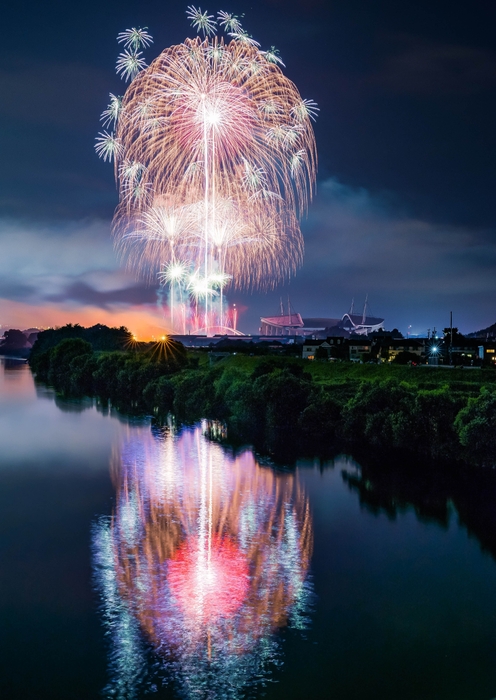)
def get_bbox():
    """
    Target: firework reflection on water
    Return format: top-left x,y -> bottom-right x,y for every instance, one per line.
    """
93,422 -> 313,698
